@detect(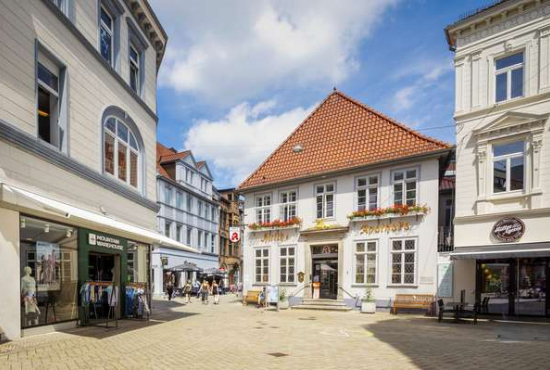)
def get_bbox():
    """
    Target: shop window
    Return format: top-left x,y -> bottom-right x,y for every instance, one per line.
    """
315,183 -> 334,219
19,216 -> 78,328
493,141 -> 524,193
495,52 -> 523,103
255,248 -> 269,283
357,175 -> 378,211
390,238 -> 417,285
255,194 -> 271,223
355,241 -> 377,285
279,246 -> 295,283
279,190 -> 297,221
392,169 -> 417,206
